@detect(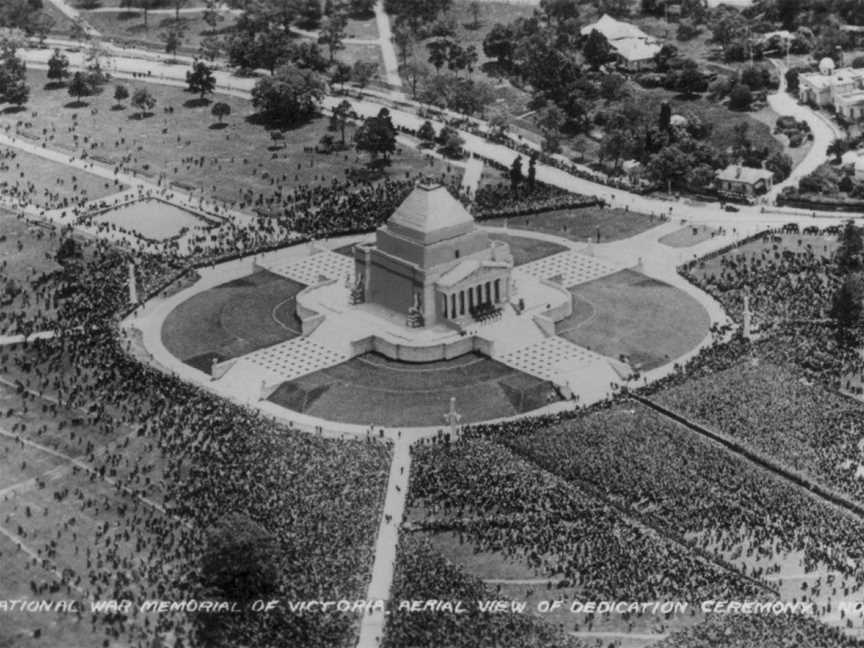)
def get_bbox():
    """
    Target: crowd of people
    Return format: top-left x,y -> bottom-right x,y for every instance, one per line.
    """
384,534 -> 585,648
0,225 -> 393,647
